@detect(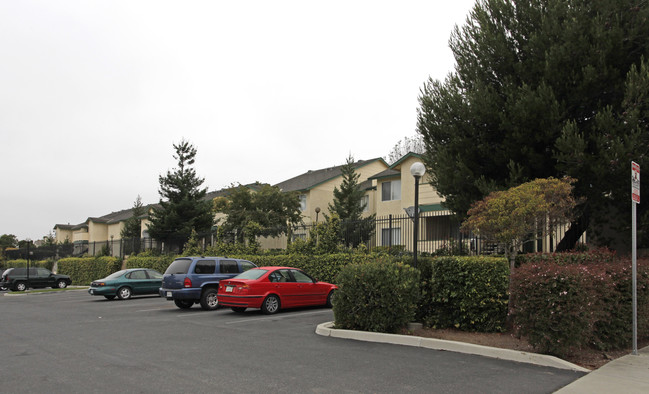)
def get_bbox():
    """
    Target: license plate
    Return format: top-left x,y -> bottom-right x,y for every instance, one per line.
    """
166,292 -> 172,297
225,286 -> 234,293
90,290 -> 94,294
